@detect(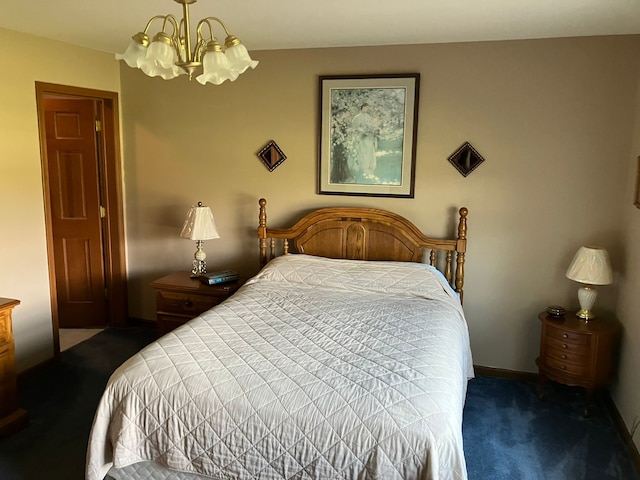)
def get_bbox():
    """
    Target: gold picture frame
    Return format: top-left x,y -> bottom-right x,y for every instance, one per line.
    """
635,156 -> 640,209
